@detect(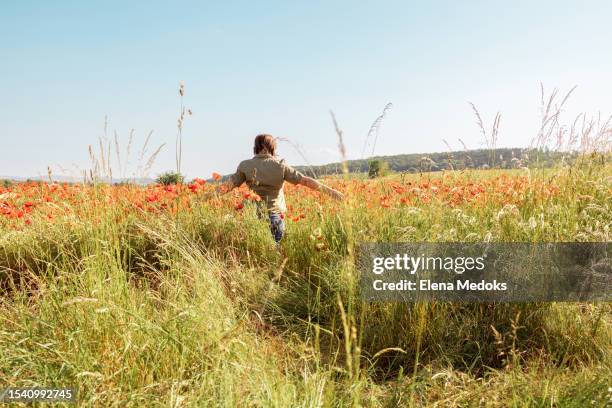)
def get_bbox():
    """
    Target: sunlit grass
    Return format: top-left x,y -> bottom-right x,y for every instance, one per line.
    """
0,157 -> 610,406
